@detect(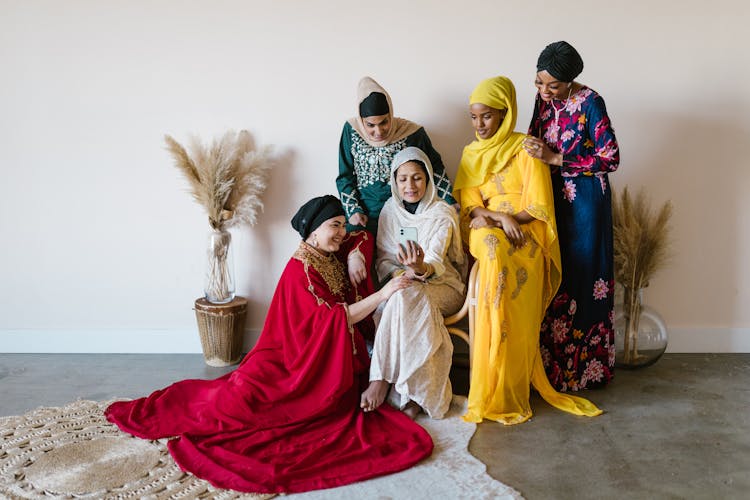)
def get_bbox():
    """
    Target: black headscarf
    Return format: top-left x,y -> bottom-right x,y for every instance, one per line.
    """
536,41 -> 584,82
359,92 -> 390,118
291,195 -> 345,239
